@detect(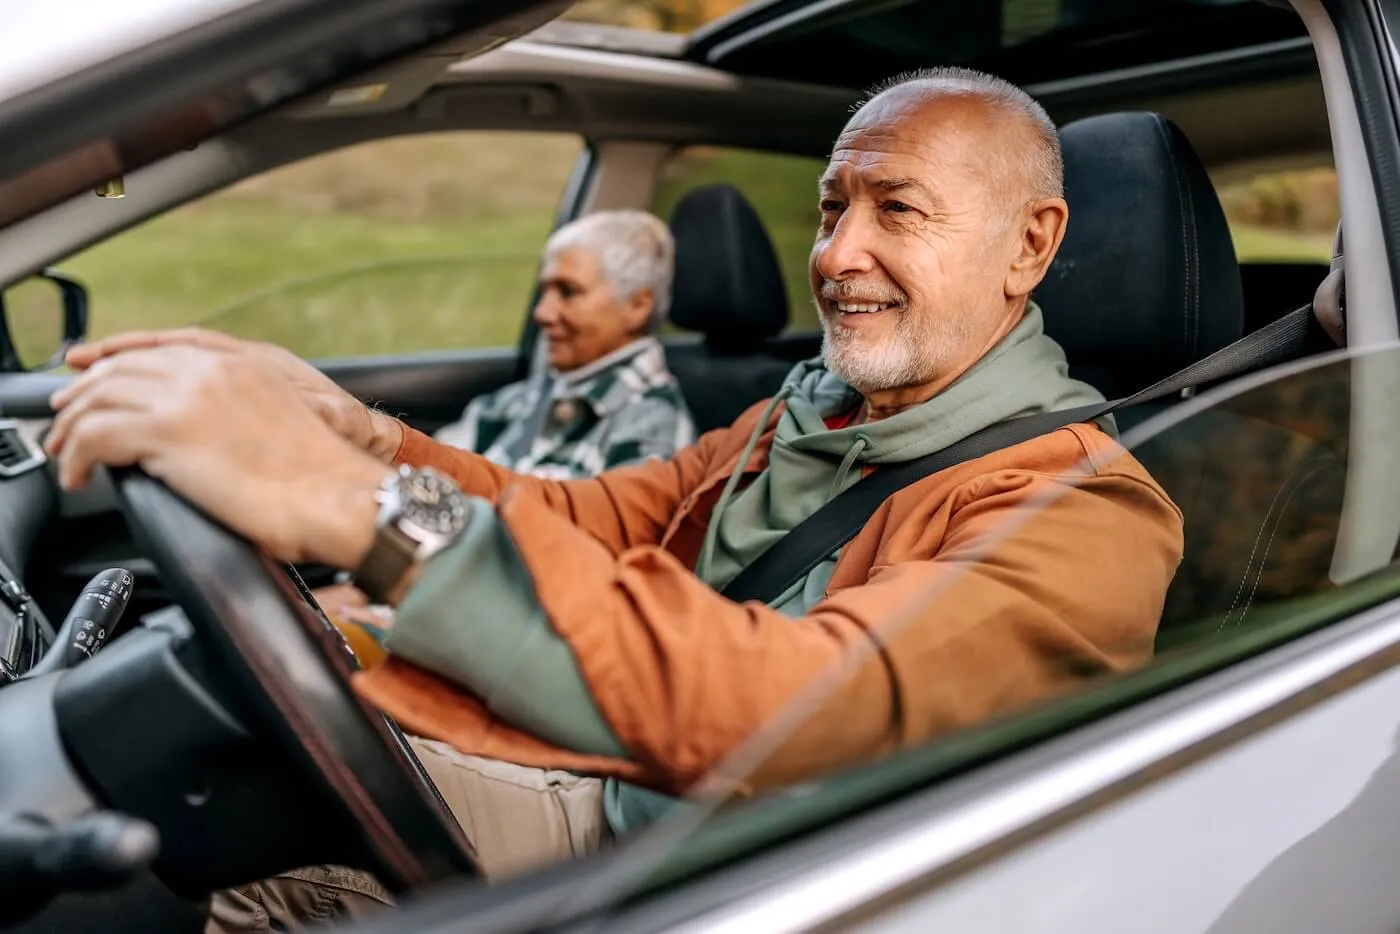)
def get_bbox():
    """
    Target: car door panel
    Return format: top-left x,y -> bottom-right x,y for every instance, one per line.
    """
850,644 -> 1400,934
